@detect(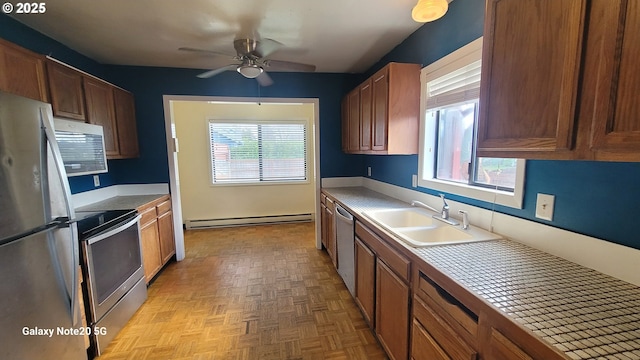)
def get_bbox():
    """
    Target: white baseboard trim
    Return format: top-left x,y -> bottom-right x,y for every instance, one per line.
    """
350,177 -> 640,286
72,184 -> 169,209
